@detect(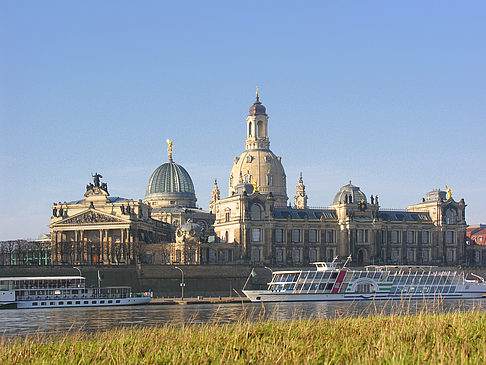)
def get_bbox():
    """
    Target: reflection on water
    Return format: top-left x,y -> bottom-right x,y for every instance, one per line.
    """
1,299 -> 484,338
